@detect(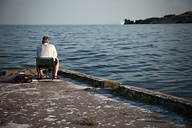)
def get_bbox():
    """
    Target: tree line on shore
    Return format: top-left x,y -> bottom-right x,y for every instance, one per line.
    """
124,11 -> 192,24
